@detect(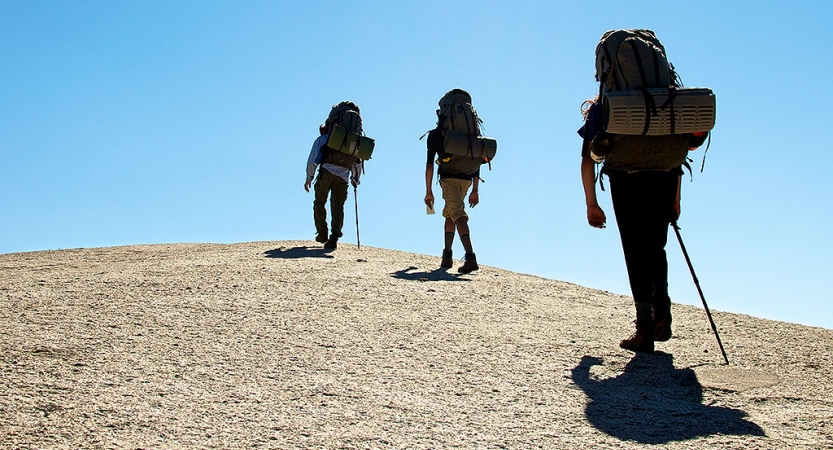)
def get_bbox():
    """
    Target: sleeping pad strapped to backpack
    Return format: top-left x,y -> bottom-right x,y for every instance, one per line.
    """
591,29 -> 715,172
